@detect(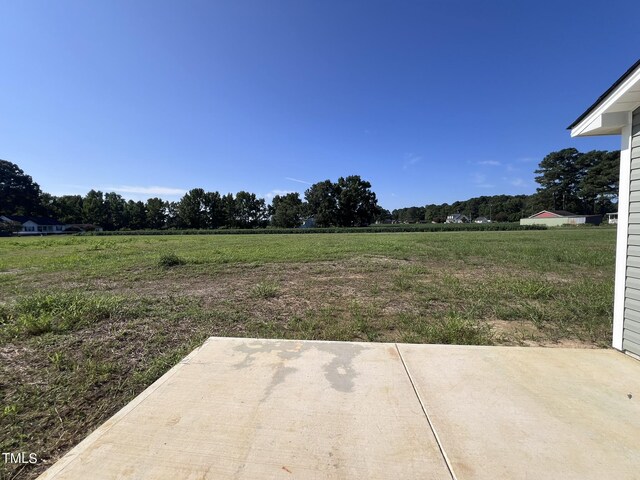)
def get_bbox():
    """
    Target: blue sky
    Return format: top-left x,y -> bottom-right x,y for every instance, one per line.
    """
0,1 -> 637,210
